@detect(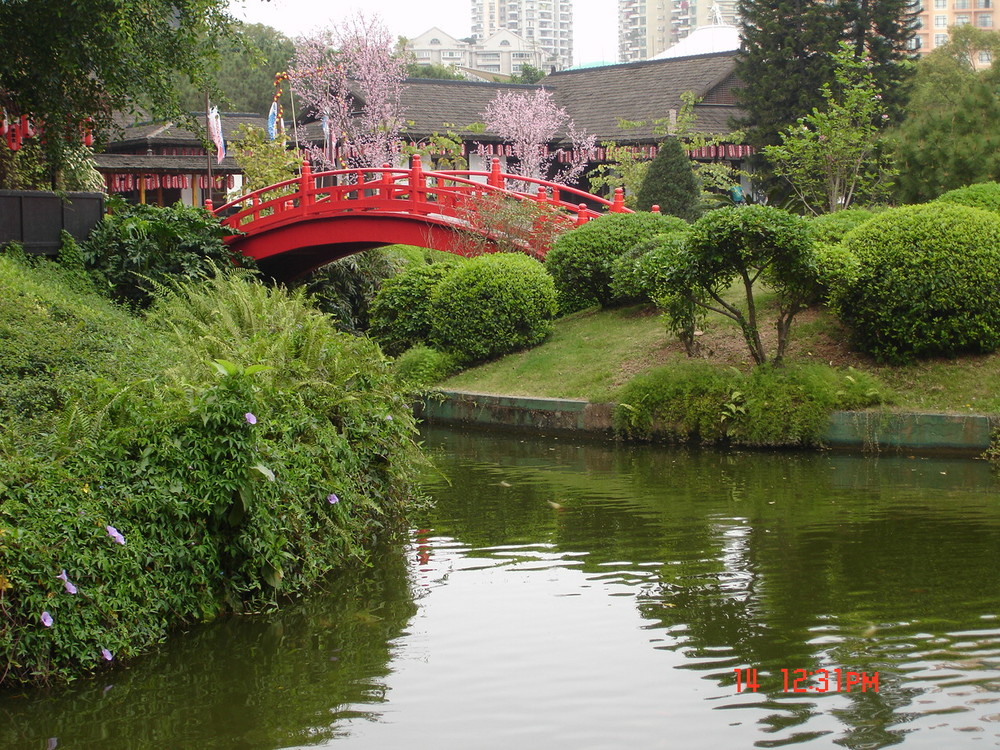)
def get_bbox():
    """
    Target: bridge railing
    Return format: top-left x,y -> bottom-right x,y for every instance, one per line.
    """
213,156 -> 633,239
